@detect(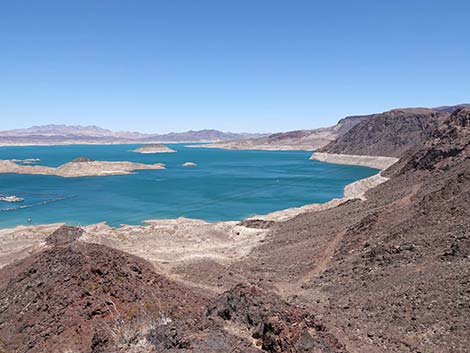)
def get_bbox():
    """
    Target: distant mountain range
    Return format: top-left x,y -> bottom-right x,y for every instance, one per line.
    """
0,125 -> 266,145
2,104 -> 468,147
